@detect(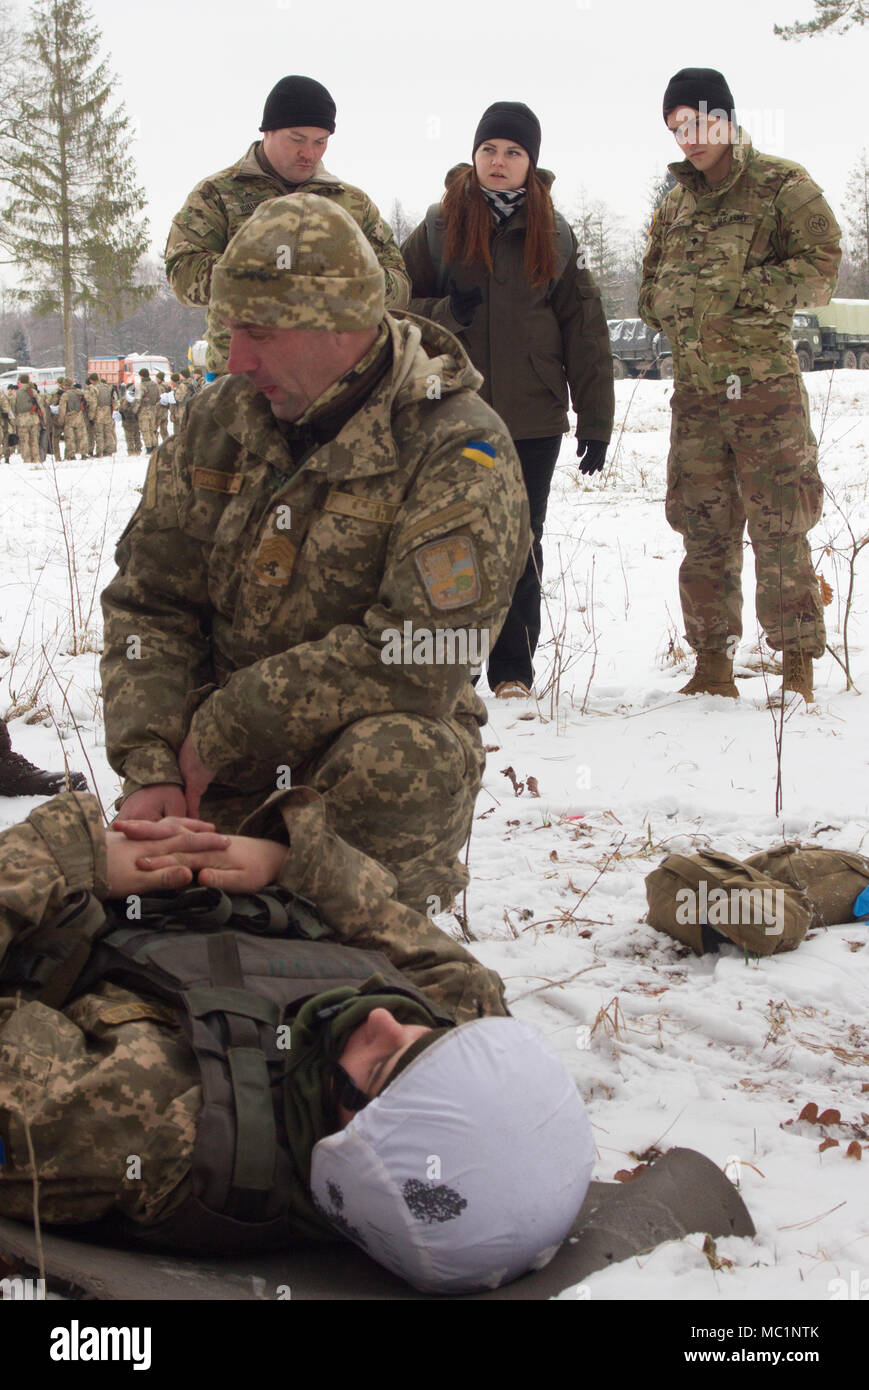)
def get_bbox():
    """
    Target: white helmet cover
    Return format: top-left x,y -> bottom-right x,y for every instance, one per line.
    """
310,1017 -> 594,1294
